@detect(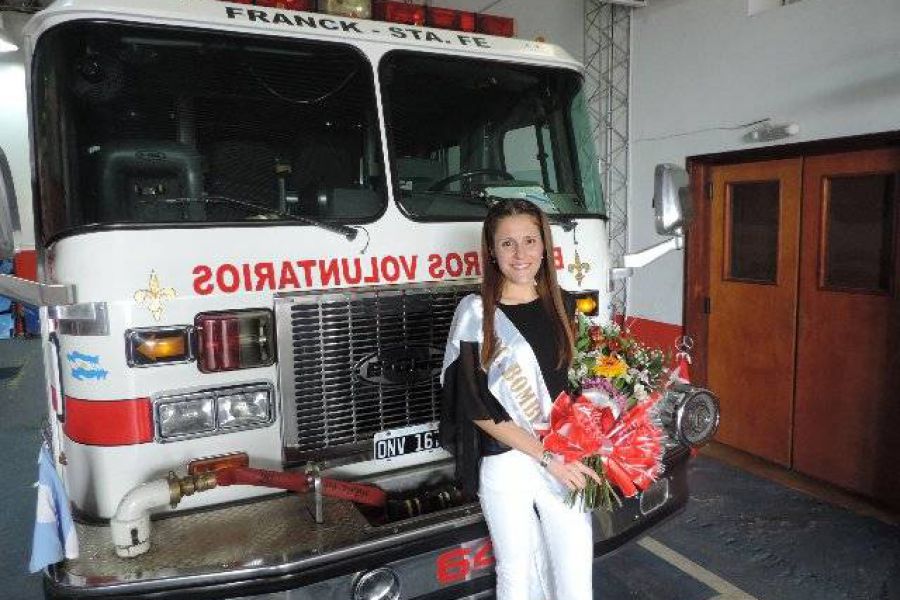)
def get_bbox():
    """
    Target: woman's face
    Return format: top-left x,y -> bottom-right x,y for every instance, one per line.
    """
492,214 -> 544,287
